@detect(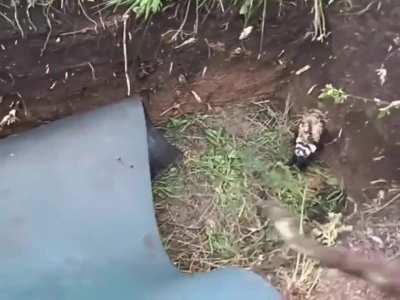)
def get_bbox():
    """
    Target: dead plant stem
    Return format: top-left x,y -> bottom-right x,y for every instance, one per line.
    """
122,14 -> 131,96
